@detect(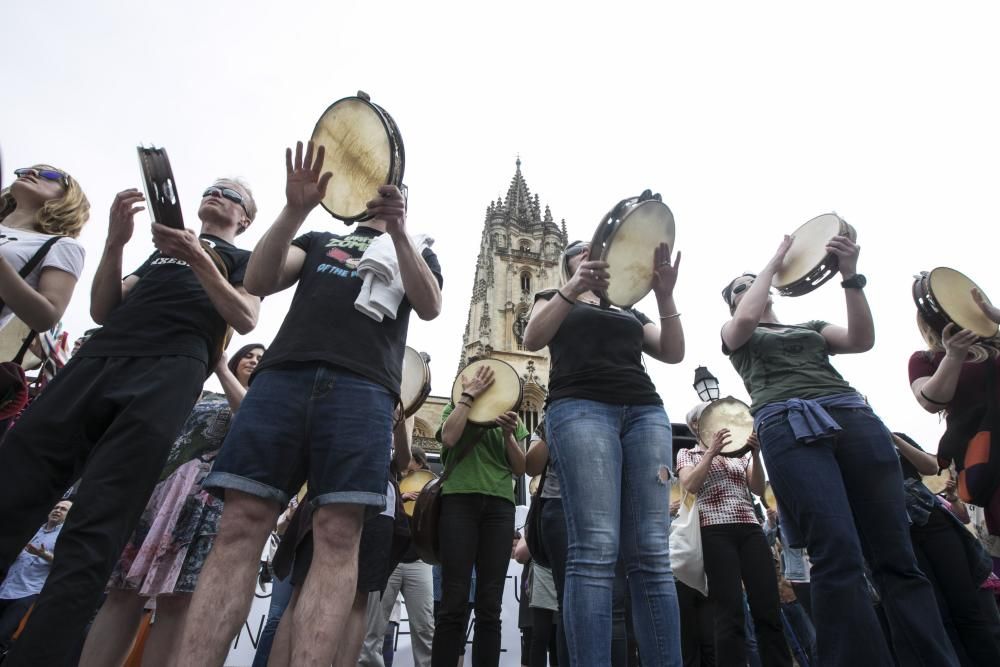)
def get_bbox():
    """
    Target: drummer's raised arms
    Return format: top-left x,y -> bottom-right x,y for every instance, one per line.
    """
244,141 -> 330,297
721,235 -> 793,351
910,324 -> 980,412
817,234 -> 874,354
